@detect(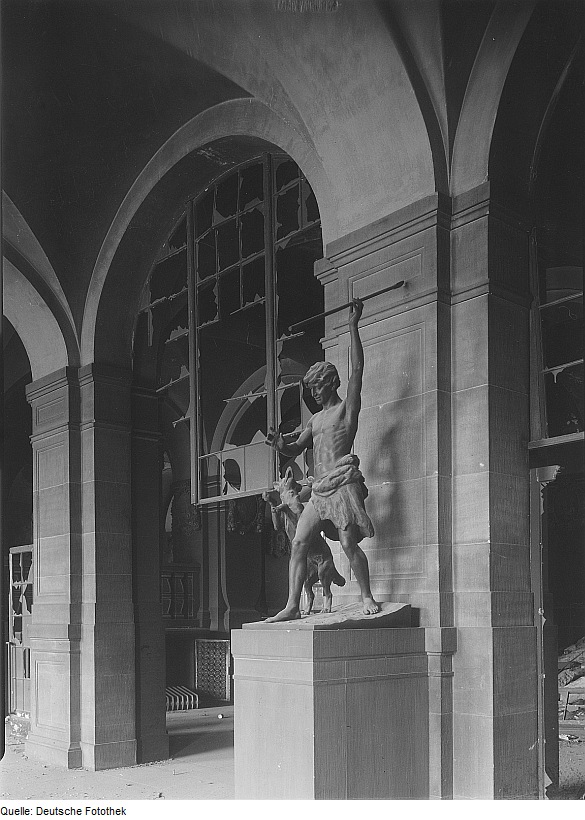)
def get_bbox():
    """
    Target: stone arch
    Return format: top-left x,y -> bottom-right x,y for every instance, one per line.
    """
450,1 -> 534,197
2,194 -> 78,378
489,3 -> 583,209
82,98 -> 333,370
3,260 -> 70,381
